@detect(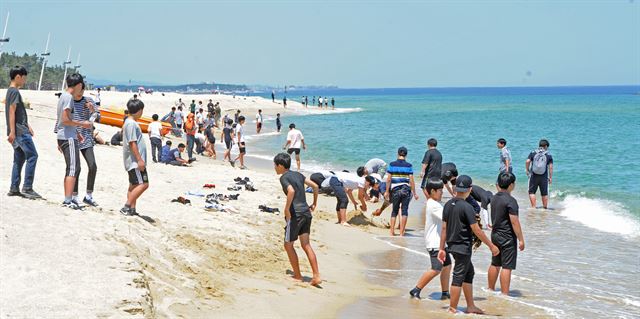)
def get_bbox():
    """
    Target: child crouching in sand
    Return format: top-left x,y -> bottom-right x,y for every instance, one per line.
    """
120,99 -> 149,216
273,153 -> 321,286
